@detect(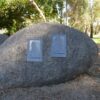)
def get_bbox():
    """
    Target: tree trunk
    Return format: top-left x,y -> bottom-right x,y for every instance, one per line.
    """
29,0 -> 46,22
90,23 -> 93,38
60,7 -> 63,24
